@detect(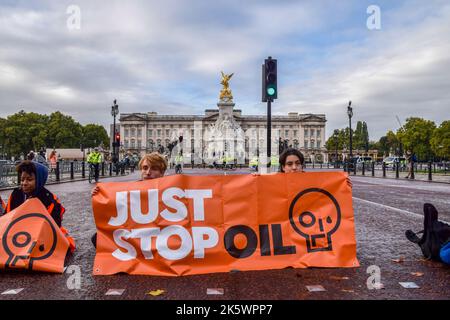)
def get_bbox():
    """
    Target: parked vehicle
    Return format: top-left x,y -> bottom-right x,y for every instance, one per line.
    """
383,156 -> 406,169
